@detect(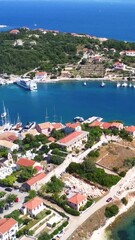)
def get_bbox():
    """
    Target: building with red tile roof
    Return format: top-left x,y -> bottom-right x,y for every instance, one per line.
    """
65,122 -> 81,134
22,197 -> 45,218
89,121 -> 103,127
90,121 -> 123,130
35,166 -> 43,173
110,122 -> 123,130
126,126 -> 135,137
102,122 -> 112,129
114,62 -> 125,70
0,218 -> 18,239
52,122 -> 64,130
22,172 -> 46,191
16,158 -> 42,172
36,122 -> 54,136
9,29 -> 20,34
57,131 -> 88,151
17,158 -> 36,168
125,50 -> 135,57
67,193 -> 87,211
35,72 -> 47,81
48,136 -> 55,142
